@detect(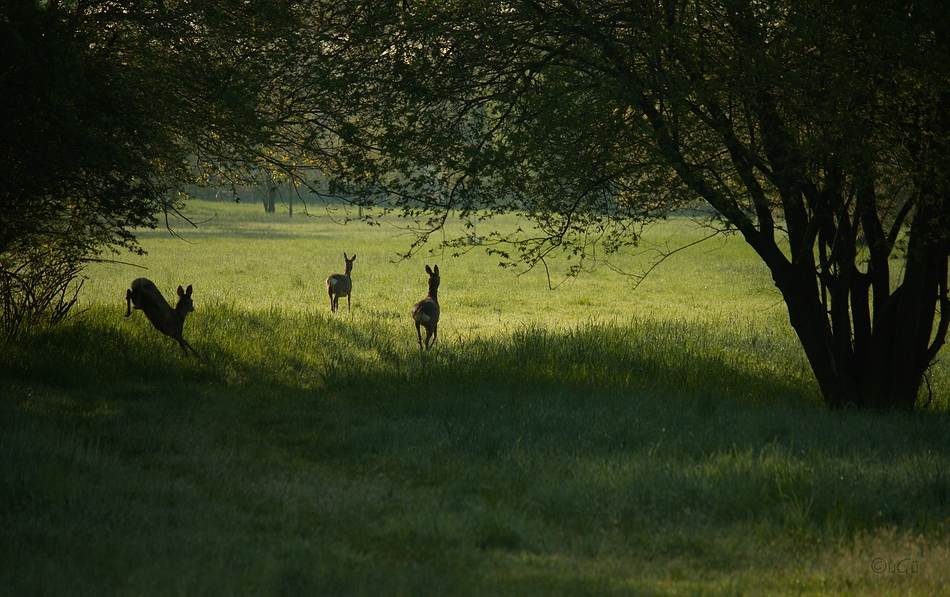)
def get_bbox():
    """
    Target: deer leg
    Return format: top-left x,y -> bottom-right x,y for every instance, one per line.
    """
347,295 -> 351,311
180,338 -> 198,357
125,289 -> 134,317
423,326 -> 434,350
416,322 -> 424,350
